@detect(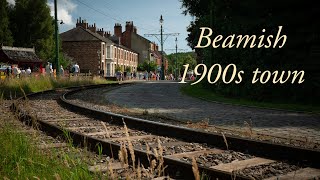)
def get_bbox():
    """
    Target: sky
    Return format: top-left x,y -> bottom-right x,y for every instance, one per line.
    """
7,0 -> 193,53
